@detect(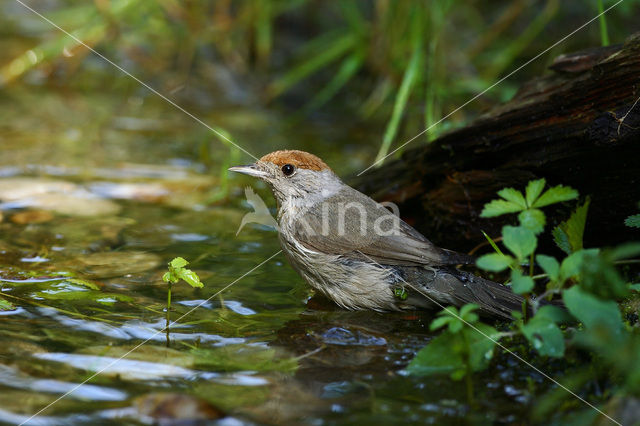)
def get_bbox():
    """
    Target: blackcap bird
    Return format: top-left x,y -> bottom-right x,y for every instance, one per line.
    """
230,150 -> 523,319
